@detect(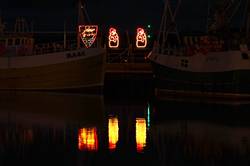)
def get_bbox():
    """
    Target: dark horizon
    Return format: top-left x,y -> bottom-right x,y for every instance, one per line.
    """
1,0 -> 162,32
1,0 -> 244,34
